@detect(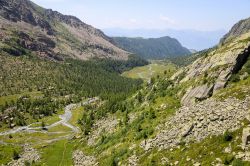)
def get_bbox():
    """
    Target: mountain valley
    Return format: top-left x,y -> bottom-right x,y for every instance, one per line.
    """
0,0 -> 250,166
